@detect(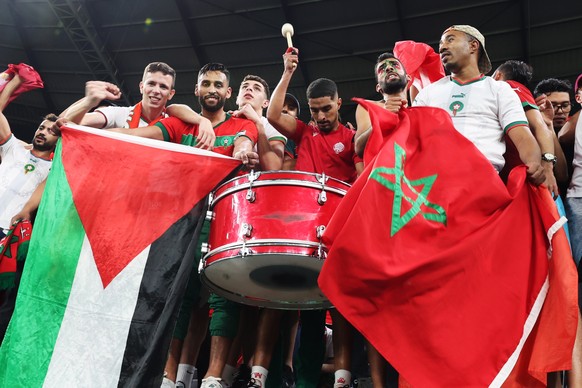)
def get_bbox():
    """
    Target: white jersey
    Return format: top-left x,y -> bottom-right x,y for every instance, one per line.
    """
0,135 -> 52,231
95,105 -> 165,129
254,116 -> 287,152
567,116 -> 582,197
414,75 -> 528,172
